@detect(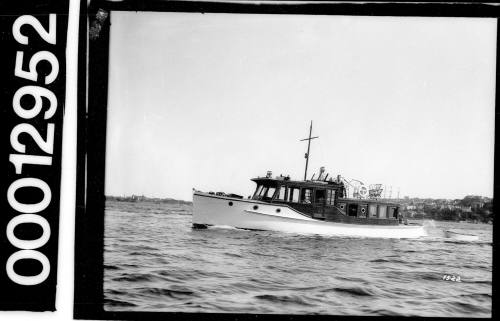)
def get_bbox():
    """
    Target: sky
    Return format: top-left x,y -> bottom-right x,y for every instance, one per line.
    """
105,11 -> 496,201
